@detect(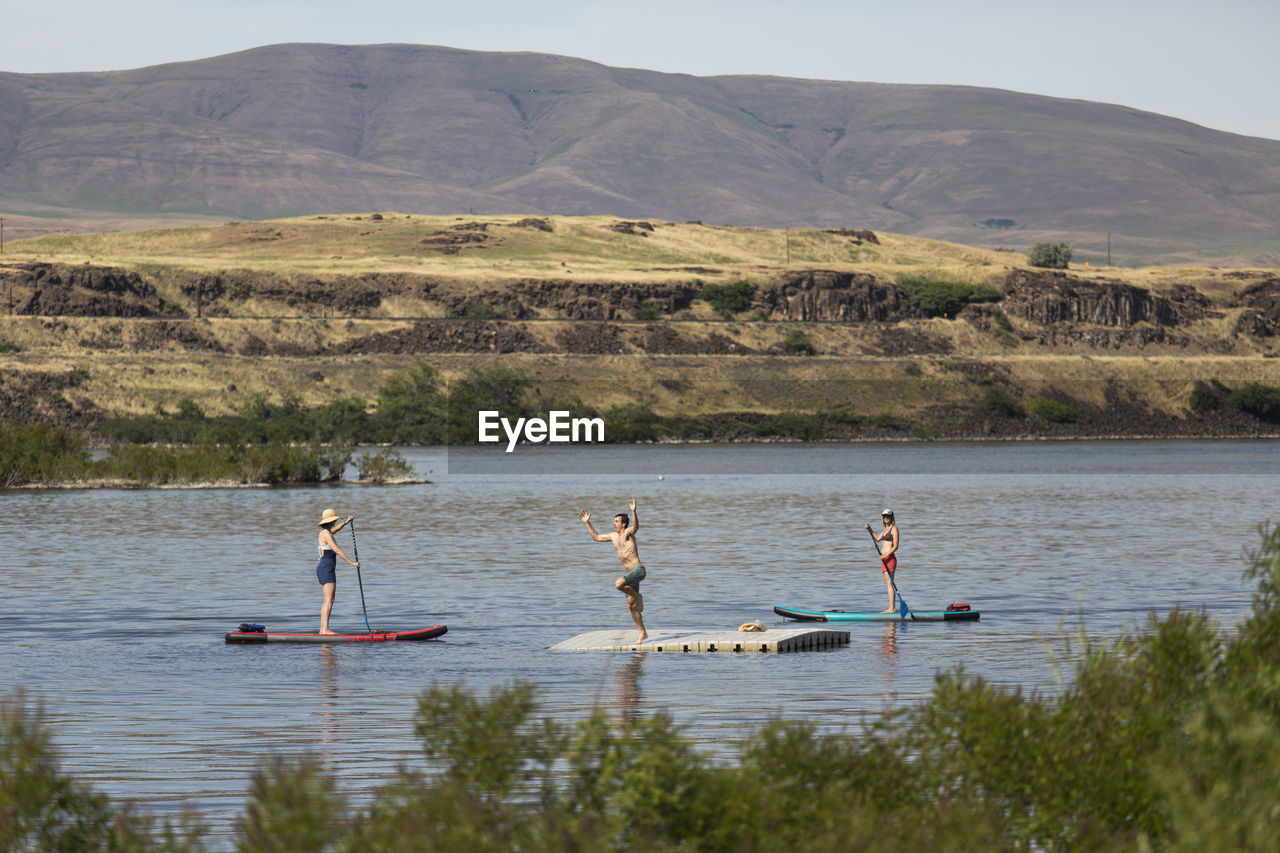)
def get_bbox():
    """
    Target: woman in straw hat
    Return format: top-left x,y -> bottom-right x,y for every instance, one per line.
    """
316,508 -> 358,634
